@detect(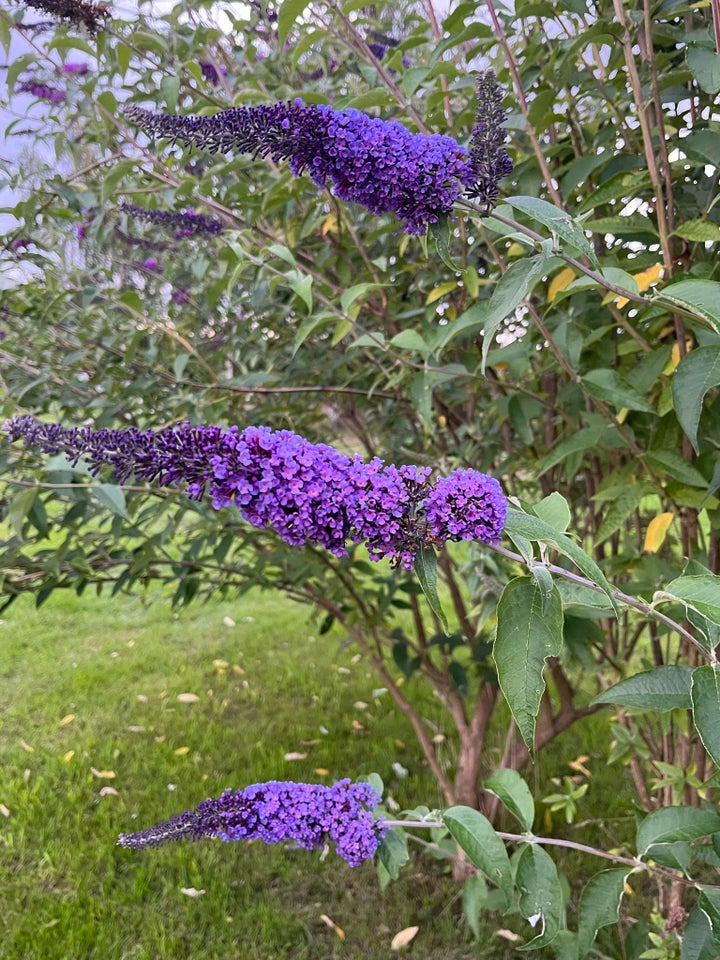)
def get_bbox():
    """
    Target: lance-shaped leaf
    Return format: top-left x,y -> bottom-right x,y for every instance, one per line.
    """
577,869 -> 630,958
443,806 -> 512,904
592,665 -> 694,713
672,346 -> 720,454
484,769 -> 535,831
377,828 -> 409,880
494,577 -> 564,754
414,546 -> 449,634
515,844 -> 563,950
692,665 -> 720,768
506,196 -> 601,269
480,254 -> 548,371
655,280 -> 720,335
663,575 -> 720,626
636,806 -> 720,857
